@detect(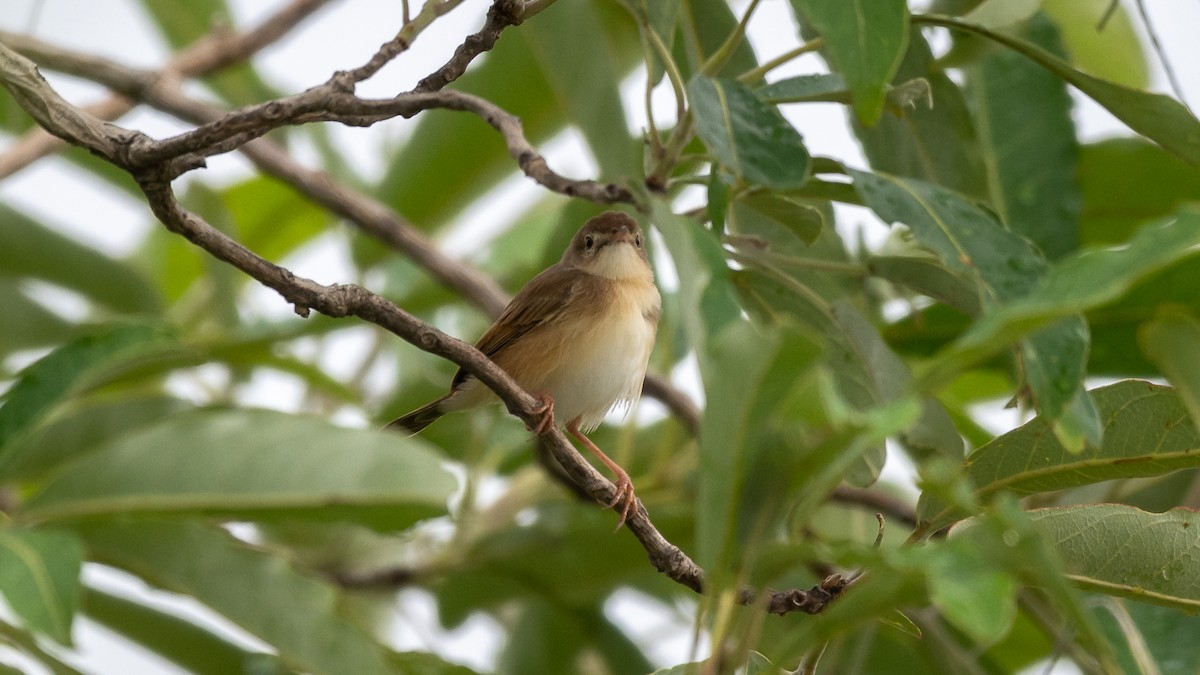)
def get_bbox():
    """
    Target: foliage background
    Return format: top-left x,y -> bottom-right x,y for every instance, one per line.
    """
1,0 -> 1200,673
